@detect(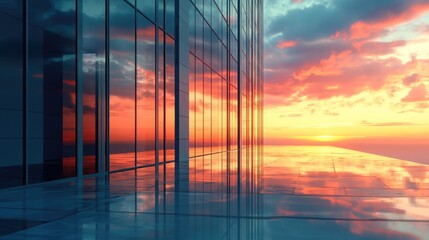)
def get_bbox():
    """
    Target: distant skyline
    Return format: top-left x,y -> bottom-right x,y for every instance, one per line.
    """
263,0 -> 429,152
